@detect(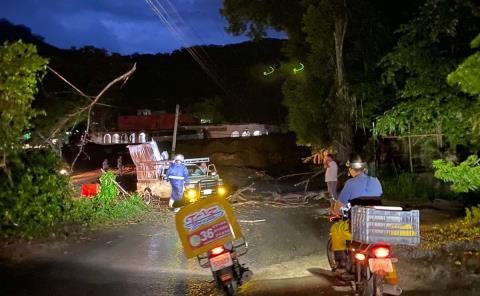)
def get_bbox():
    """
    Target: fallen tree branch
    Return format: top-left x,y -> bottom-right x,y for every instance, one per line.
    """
47,66 -> 93,102
294,169 -> 323,192
238,219 -> 266,223
228,183 -> 256,203
101,169 -> 131,198
47,64 -> 136,171
277,172 -> 313,181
